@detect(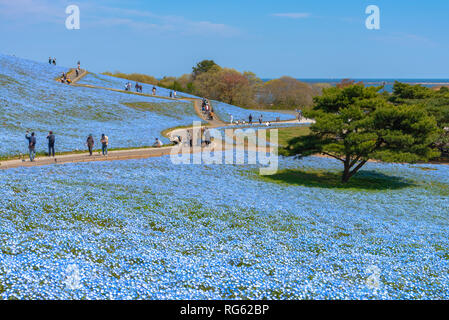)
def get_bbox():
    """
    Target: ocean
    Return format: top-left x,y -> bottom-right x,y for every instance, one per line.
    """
262,79 -> 449,93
